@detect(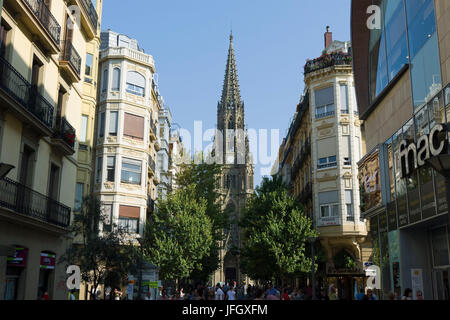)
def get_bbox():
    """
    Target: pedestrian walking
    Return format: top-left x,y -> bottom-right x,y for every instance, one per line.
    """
215,283 -> 224,301
226,286 -> 236,301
